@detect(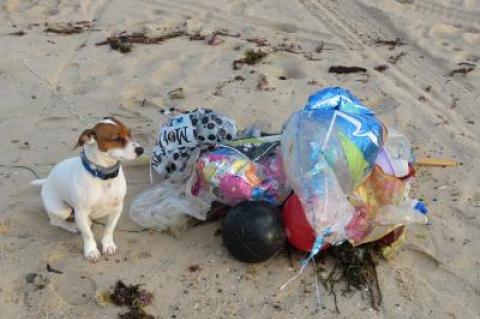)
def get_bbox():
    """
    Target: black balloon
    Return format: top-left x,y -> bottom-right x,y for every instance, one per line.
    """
222,201 -> 286,263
